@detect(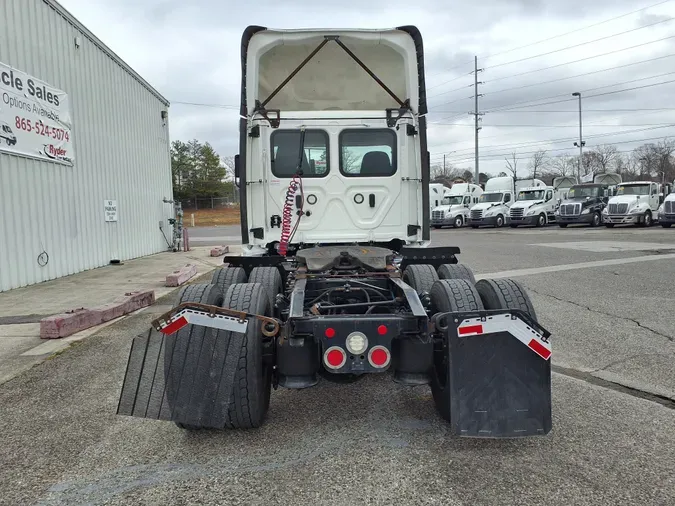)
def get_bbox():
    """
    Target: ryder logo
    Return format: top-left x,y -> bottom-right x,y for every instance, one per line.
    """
42,144 -> 71,163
